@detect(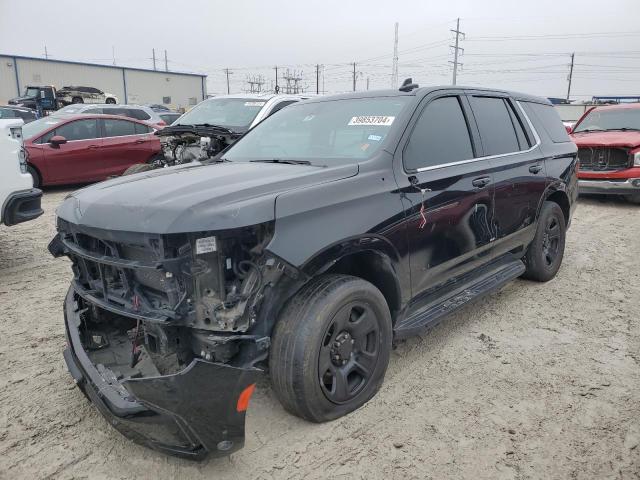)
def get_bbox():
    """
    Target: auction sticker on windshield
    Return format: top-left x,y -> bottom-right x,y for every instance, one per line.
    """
348,116 -> 395,126
244,102 -> 266,107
